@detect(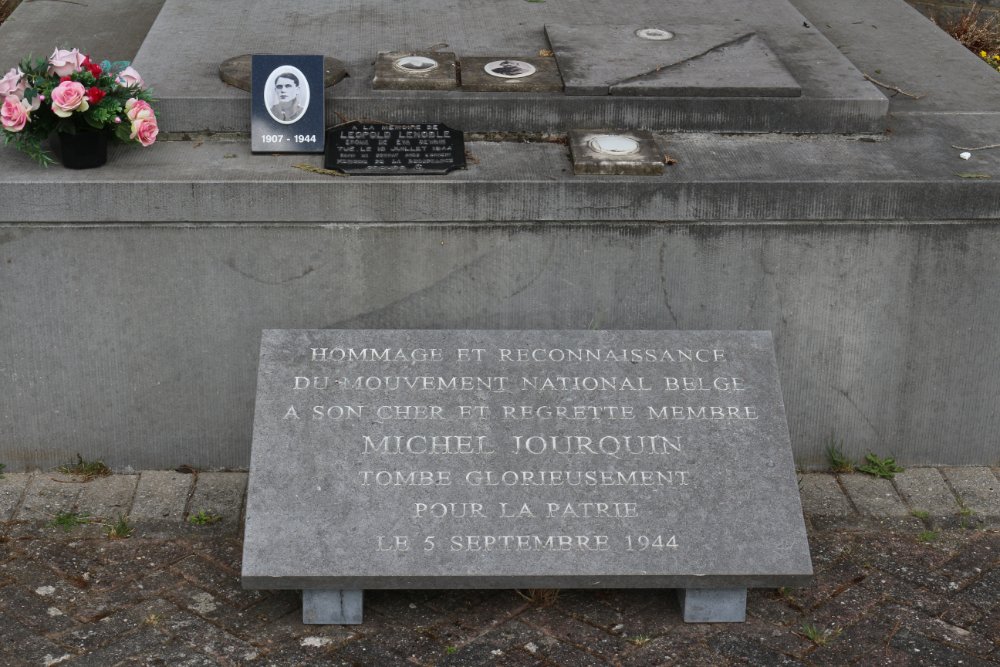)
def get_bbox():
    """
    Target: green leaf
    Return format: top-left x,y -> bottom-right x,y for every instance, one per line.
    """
115,123 -> 132,143
956,172 -> 991,179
